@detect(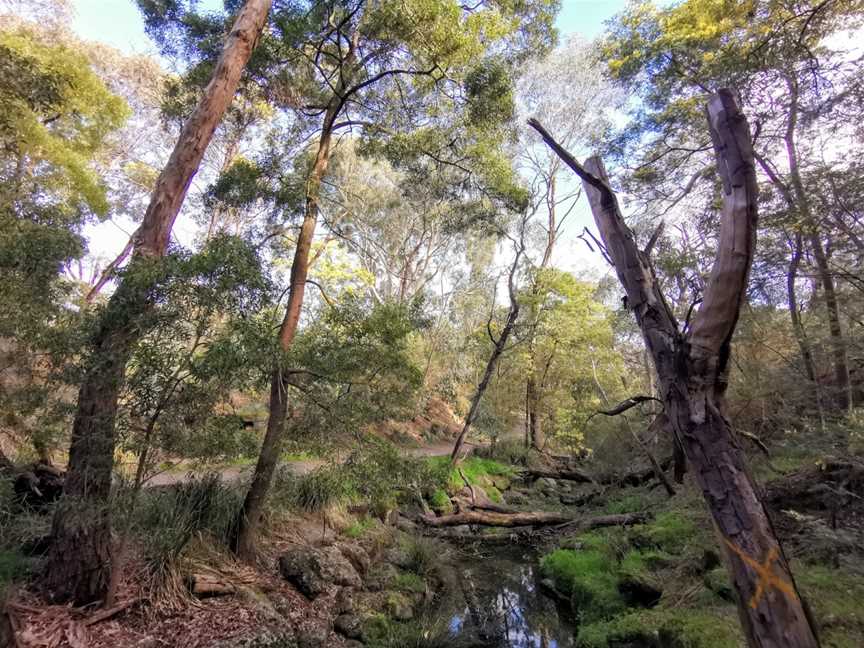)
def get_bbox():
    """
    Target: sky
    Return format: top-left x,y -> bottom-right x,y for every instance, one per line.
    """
66,0 -> 630,276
